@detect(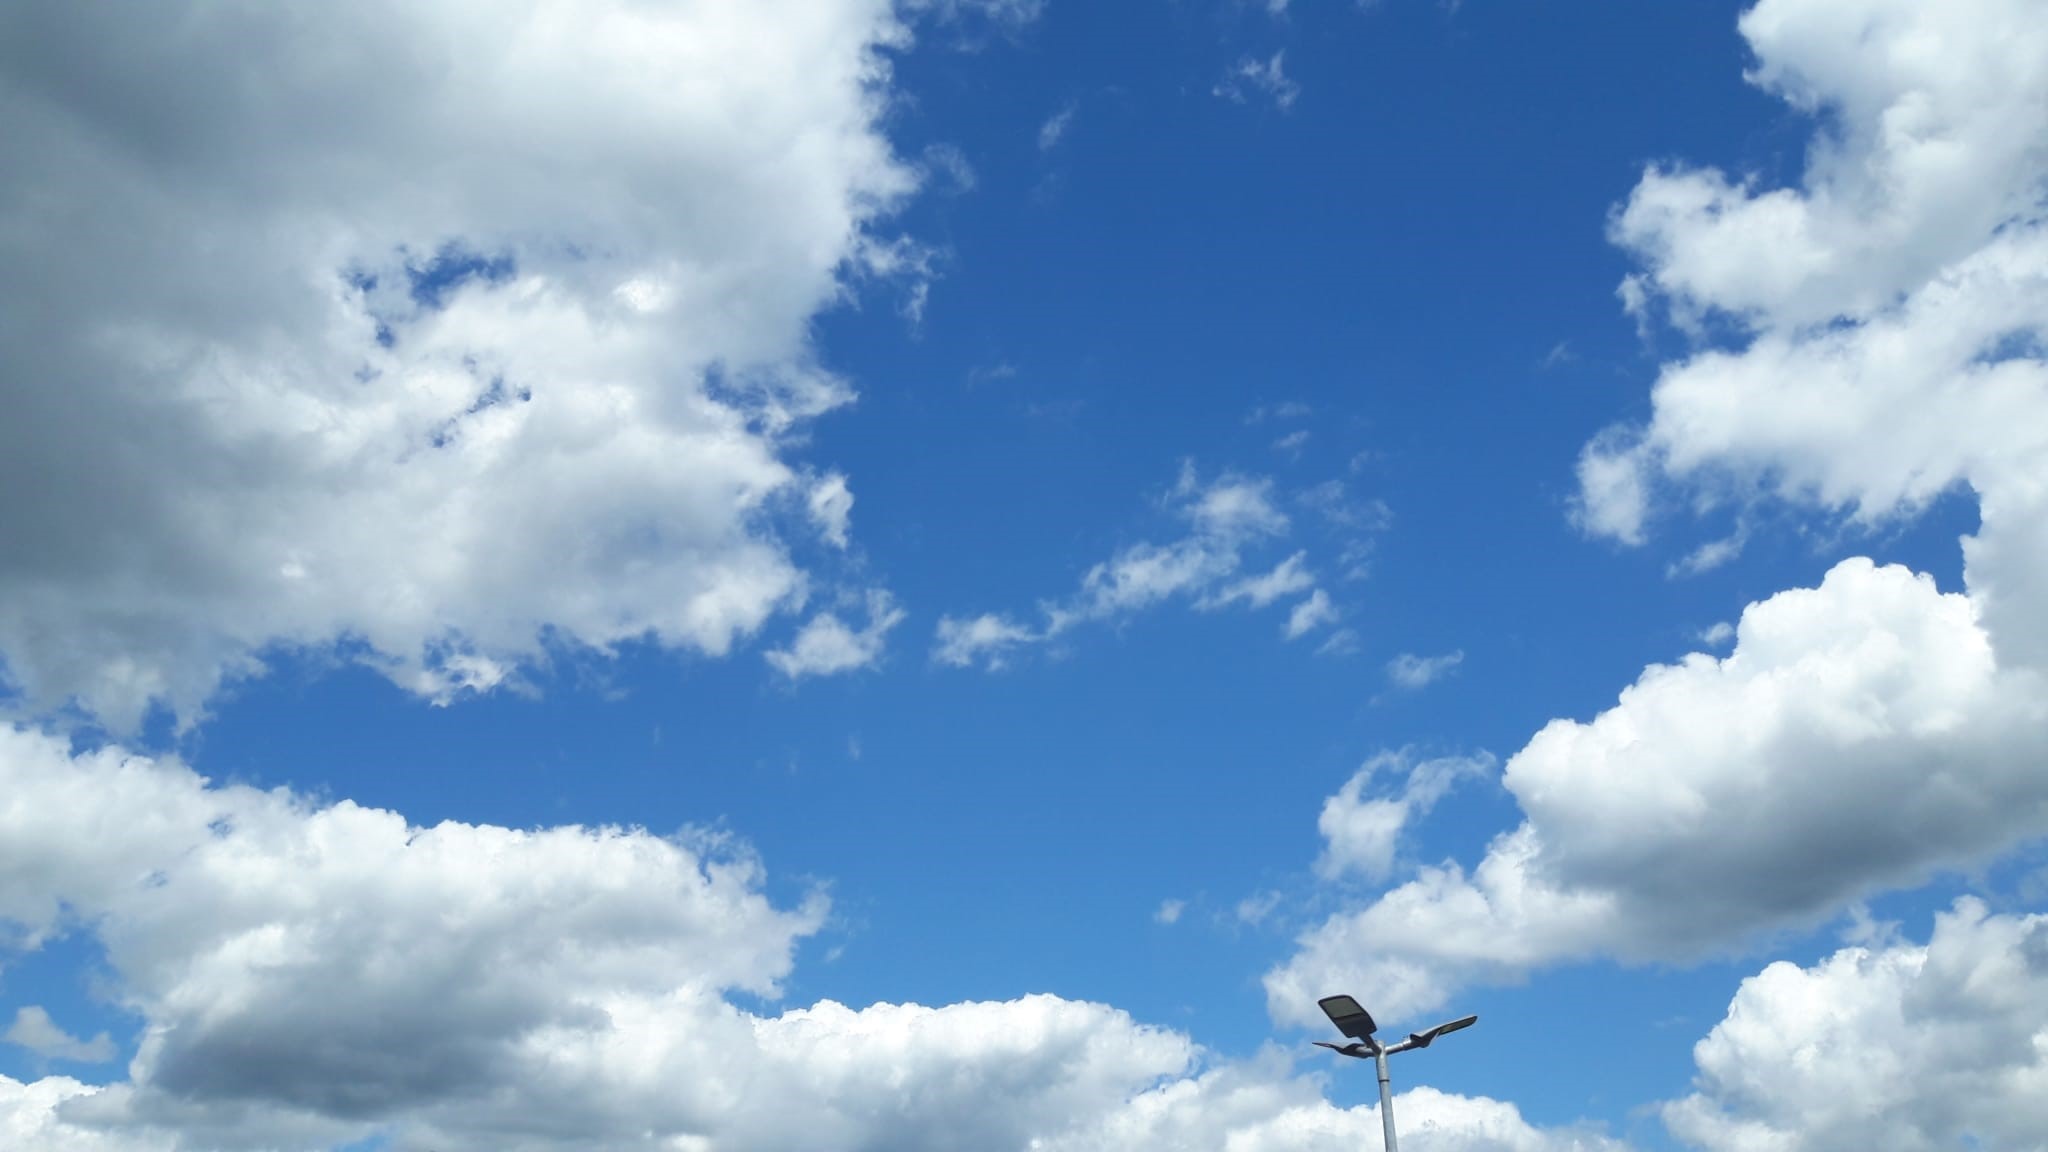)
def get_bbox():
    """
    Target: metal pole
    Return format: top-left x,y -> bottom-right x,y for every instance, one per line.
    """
1374,1046 -> 1398,1152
